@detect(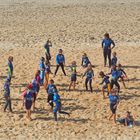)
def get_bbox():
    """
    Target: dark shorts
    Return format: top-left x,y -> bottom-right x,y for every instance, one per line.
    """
71,74 -> 77,82
25,100 -> 32,110
47,94 -> 54,108
110,103 -> 117,114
